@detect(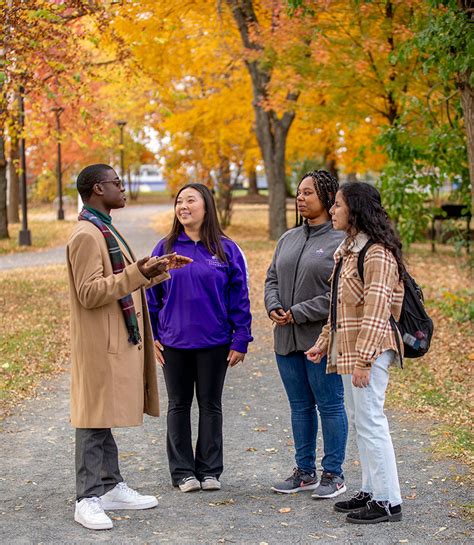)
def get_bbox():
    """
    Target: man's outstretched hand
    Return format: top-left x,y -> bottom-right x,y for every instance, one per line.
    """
138,253 -> 193,278
138,255 -> 170,278
166,253 -> 193,269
